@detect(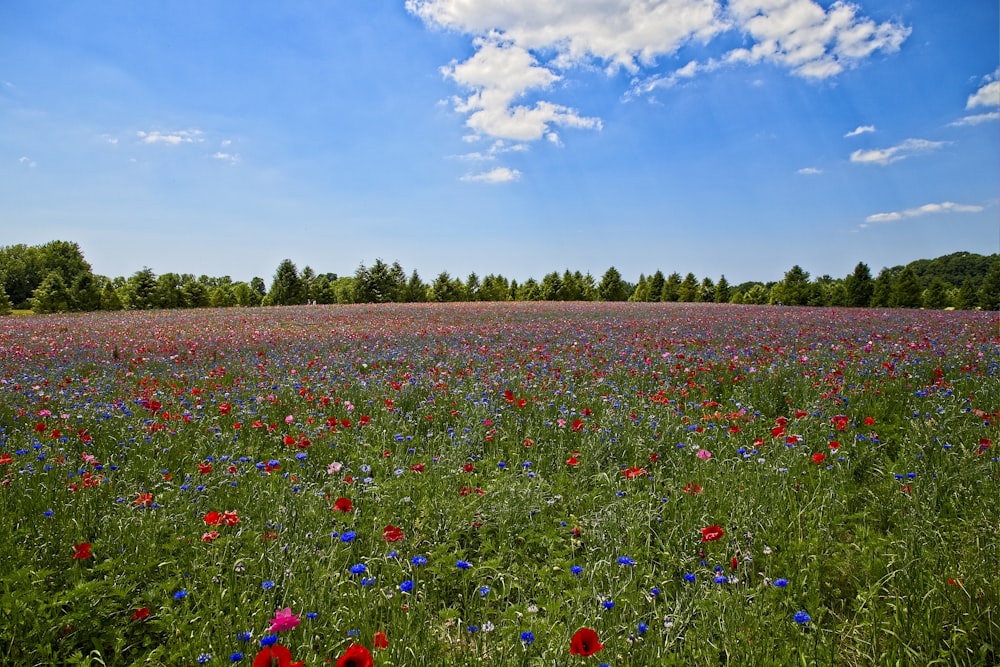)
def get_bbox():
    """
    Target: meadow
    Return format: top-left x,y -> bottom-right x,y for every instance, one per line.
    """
0,302 -> 997,666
